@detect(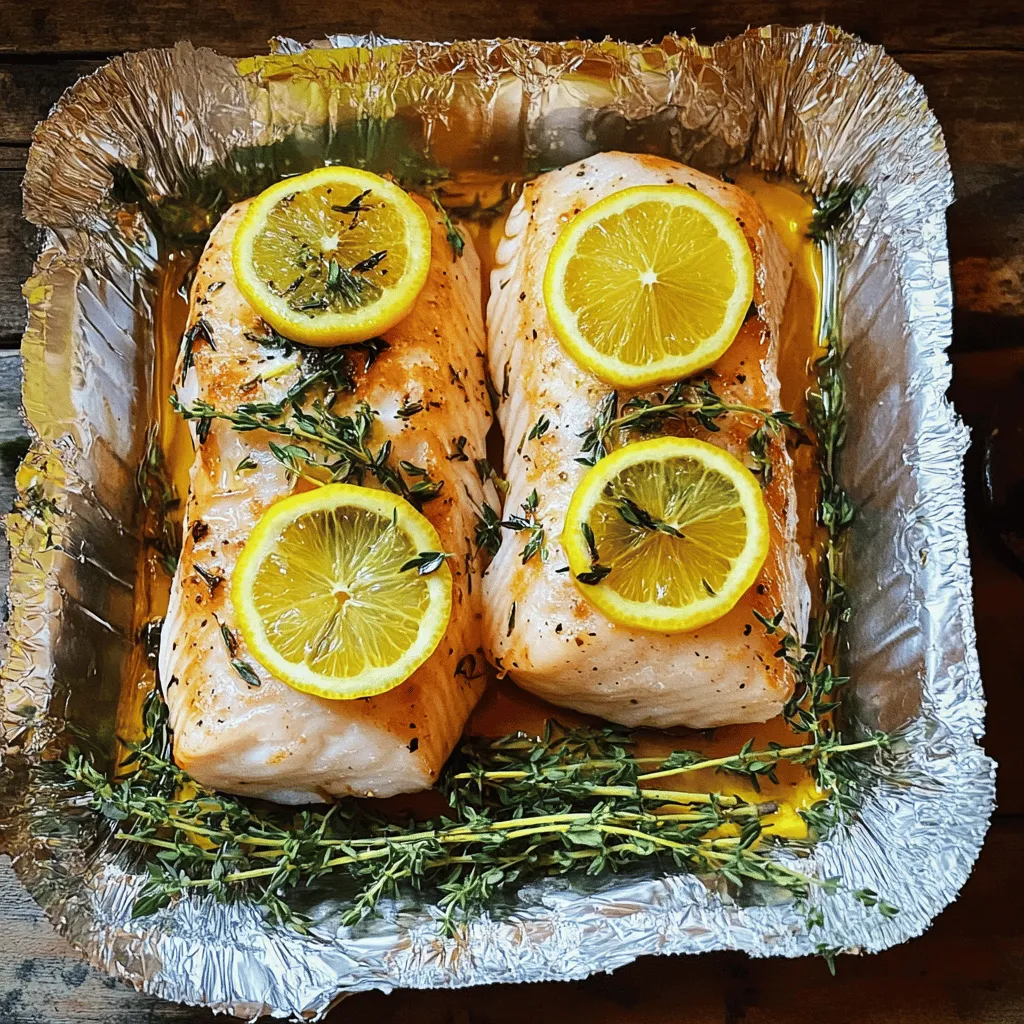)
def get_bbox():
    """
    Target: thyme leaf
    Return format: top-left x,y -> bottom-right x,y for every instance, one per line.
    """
577,379 -> 804,482
400,551 -> 452,575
